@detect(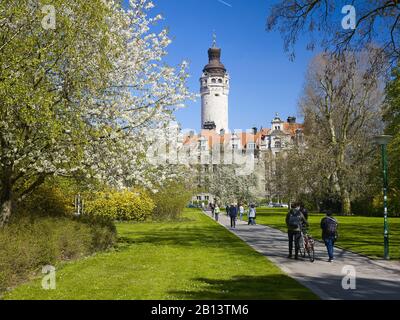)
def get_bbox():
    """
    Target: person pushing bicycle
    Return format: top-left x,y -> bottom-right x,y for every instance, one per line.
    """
286,202 -> 307,260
